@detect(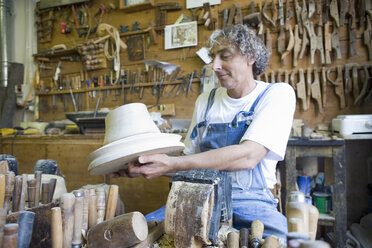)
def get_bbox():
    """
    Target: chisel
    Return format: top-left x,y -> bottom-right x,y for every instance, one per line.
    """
3,223 -> 18,248
0,174 -> 5,208
4,172 -> 15,213
17,211 -> 35,248
82,189 -> 89,234
41,182 -> 50,204
262,235 -> 279,248
72,190 -> 84,248
250,220 -> 264,248
12,176 -> 23,212
18,174 -> 28,211
48,178 -> 57,203
60,193 -> 75,248
51,207 -> 63,248
0,208 -> 6,248
105,185 -> 118,220
88,189 -> 97,229
34,171 -> 42,207
227,231 -> 239,248
27,179 -> 37,208
239,228 -> 249,248
96,188 -> 106,224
